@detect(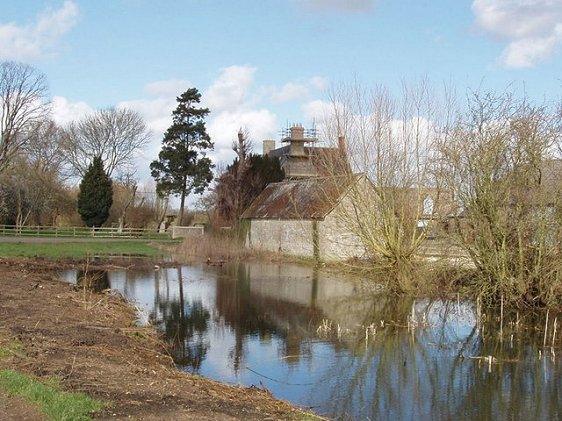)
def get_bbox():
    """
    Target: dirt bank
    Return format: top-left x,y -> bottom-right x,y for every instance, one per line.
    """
0,258 -> 322,420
